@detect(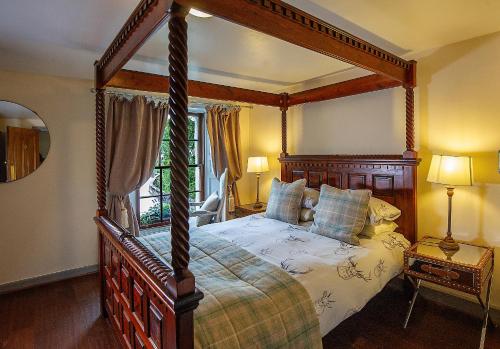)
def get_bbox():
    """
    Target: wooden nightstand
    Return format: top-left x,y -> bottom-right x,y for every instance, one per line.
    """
233,203 -> 267,218
404,236 -> 495,349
